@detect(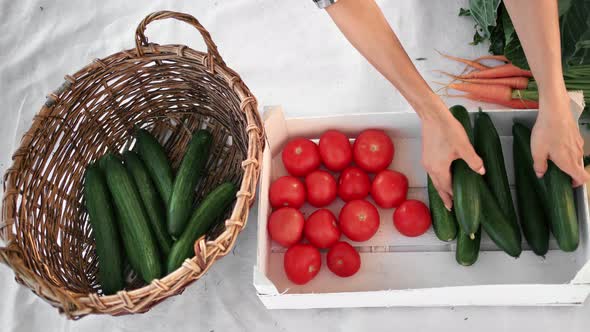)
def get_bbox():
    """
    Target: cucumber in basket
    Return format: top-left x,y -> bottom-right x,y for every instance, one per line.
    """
102,153 -> 162,283
167,182 -> 237,273
168,130 -> 213,237
123,150 -> 173,255
512,123 -> 550,256
427,176 -> 458,242
84,164 -> 125,295
450,105 -> 481,238
474,111 -> 520,238
135,129 -> 174,207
